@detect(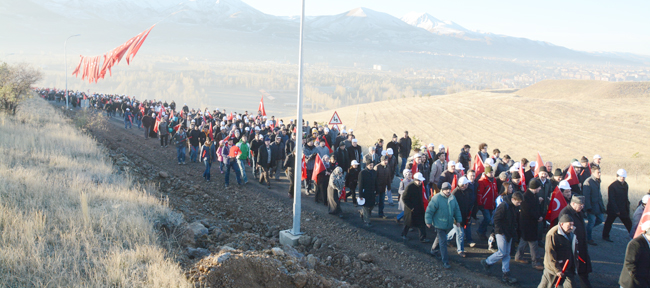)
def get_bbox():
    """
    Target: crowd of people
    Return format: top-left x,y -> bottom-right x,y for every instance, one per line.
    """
38,88 -> 650,287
